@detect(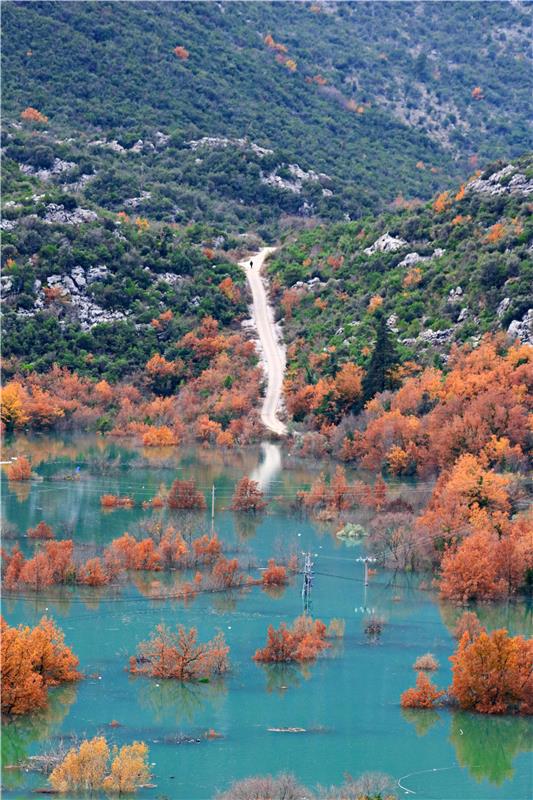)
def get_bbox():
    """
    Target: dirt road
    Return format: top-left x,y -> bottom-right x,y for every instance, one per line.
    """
240,247 -> 287,437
